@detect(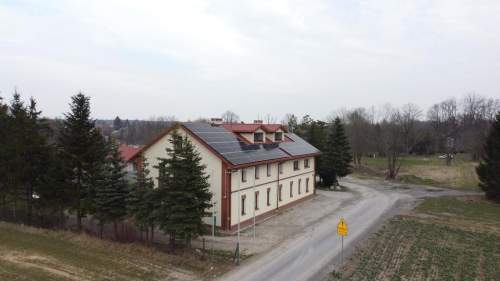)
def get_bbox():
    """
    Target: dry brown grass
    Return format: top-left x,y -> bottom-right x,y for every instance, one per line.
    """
353,154 -> 480,190
0,222 -> 234,281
